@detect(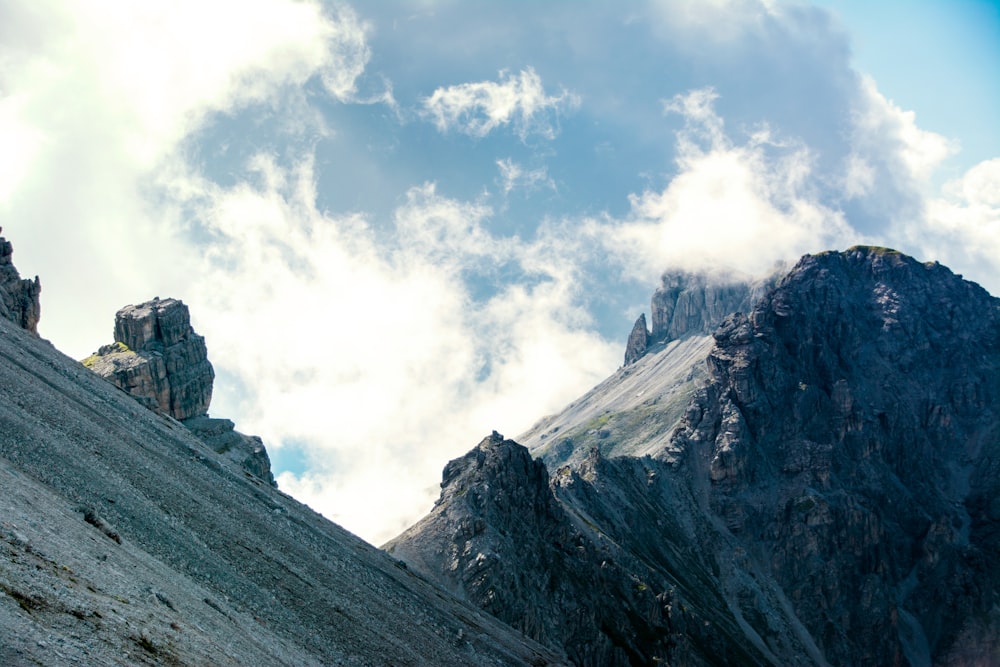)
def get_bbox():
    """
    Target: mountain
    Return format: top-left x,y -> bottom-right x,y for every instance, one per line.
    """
0,232 -> 562,666
387,247 -> 1000,666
